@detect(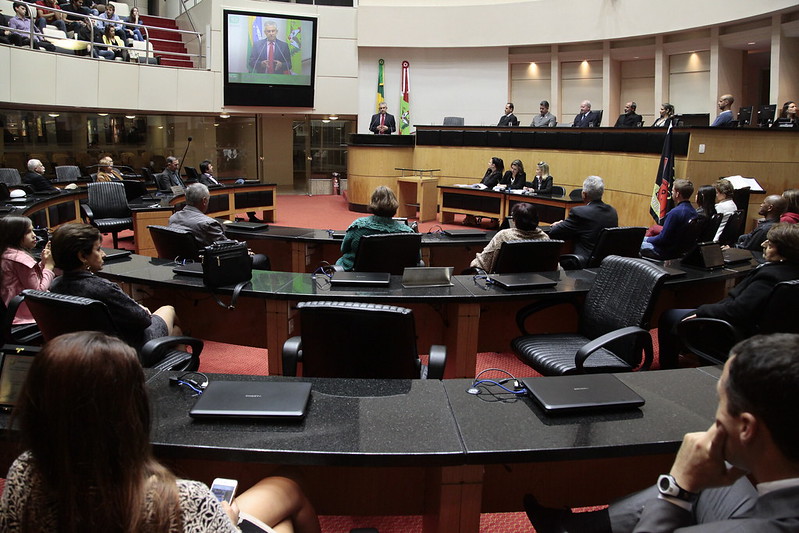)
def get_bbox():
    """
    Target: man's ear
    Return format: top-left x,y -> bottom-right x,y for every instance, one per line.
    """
738,412 -> 758,445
